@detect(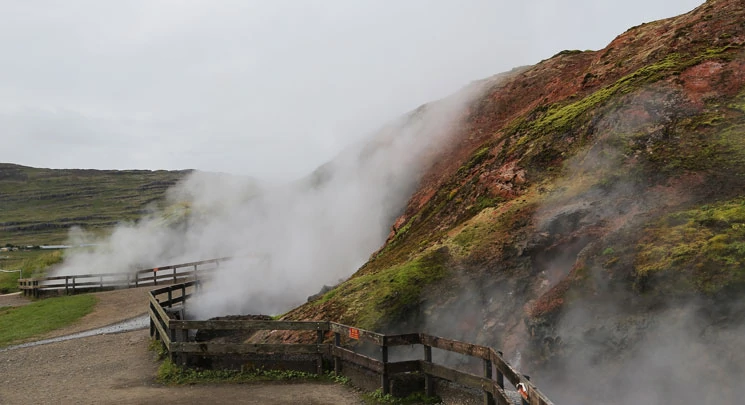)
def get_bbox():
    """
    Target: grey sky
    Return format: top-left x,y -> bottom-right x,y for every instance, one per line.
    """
1,1 -> 703,181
